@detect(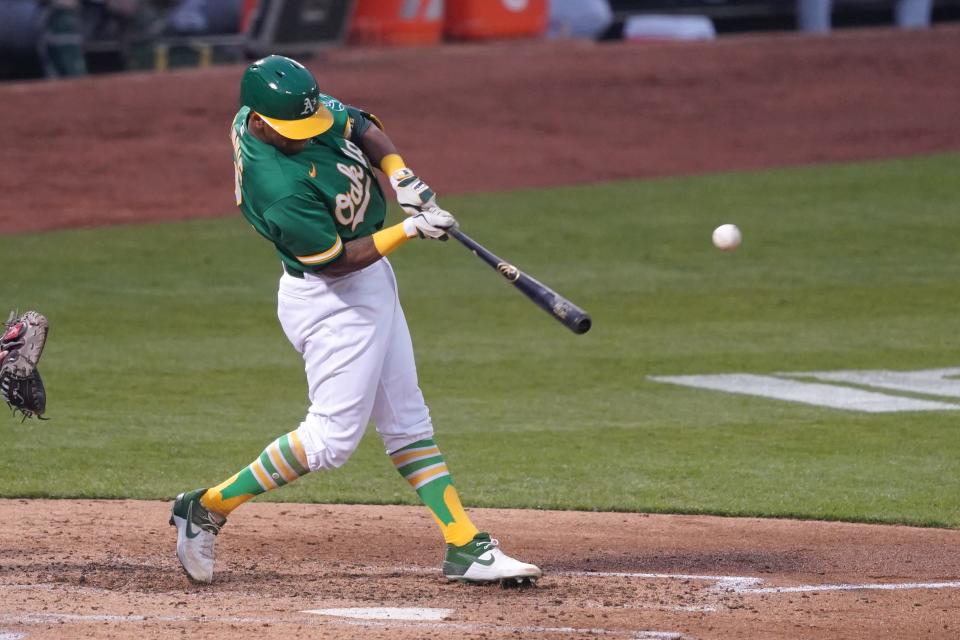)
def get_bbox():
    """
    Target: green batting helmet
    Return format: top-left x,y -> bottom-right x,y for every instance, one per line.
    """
240,55 -> 333,140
